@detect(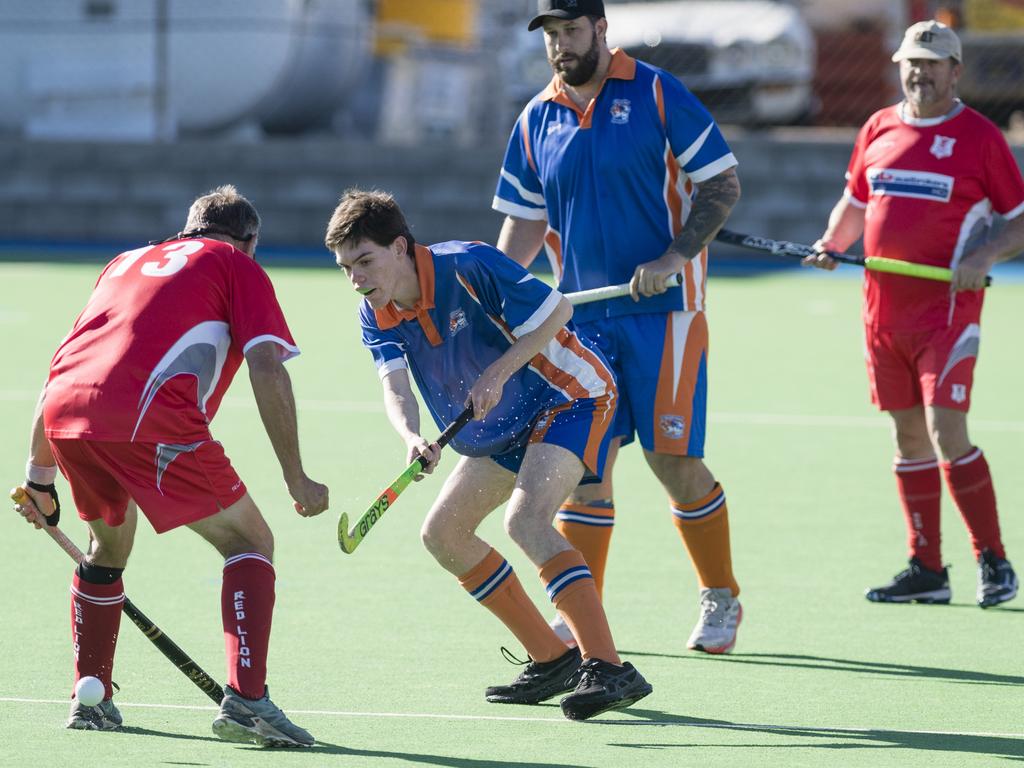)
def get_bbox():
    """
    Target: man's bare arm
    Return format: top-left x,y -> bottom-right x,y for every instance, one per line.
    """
497,215 -> 548,268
